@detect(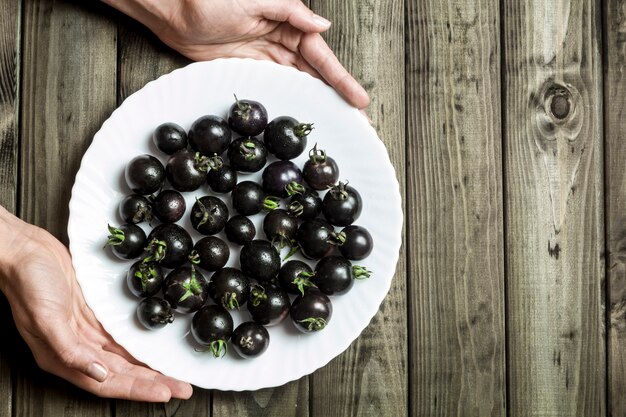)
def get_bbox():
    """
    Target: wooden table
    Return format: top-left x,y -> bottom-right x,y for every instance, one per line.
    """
1,0 -> 625,416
